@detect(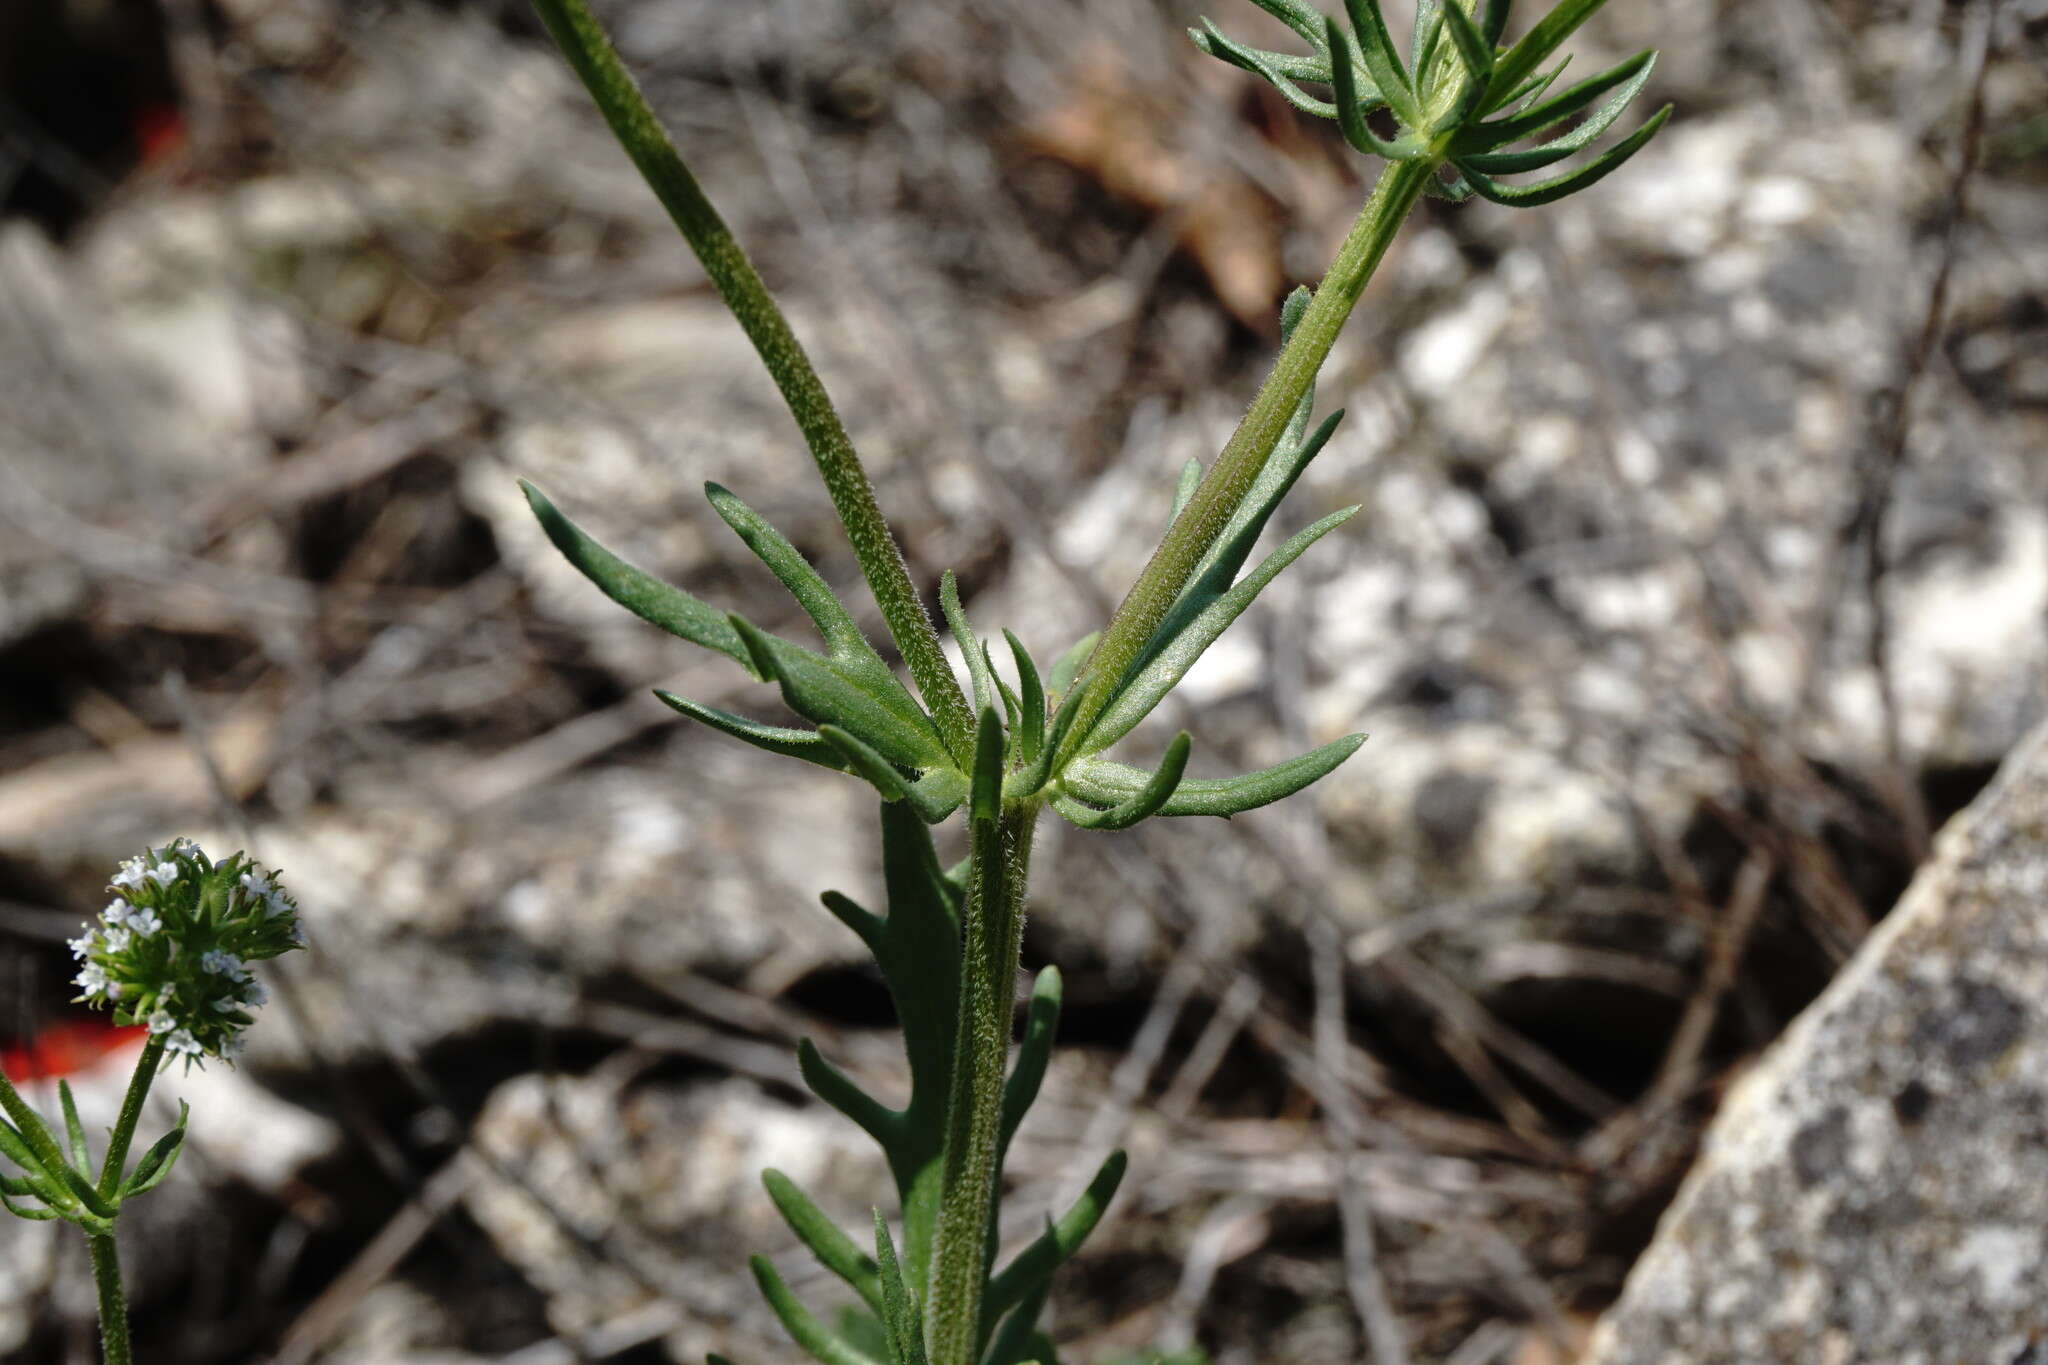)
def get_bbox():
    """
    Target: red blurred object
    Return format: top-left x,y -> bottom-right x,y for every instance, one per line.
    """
131,98 -> 185,165
0,1019 -> 149,1083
